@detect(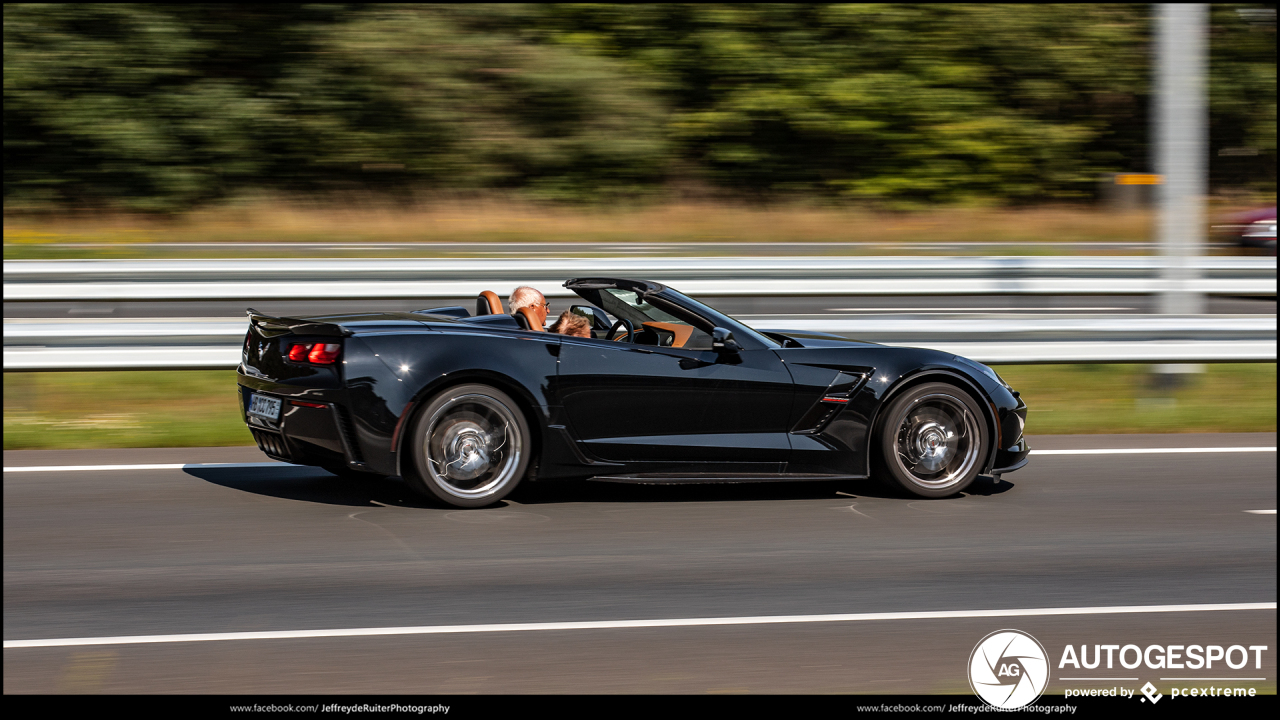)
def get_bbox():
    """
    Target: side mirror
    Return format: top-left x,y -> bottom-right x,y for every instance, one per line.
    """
711,327 -> 742,353
570,305 -> 608,331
